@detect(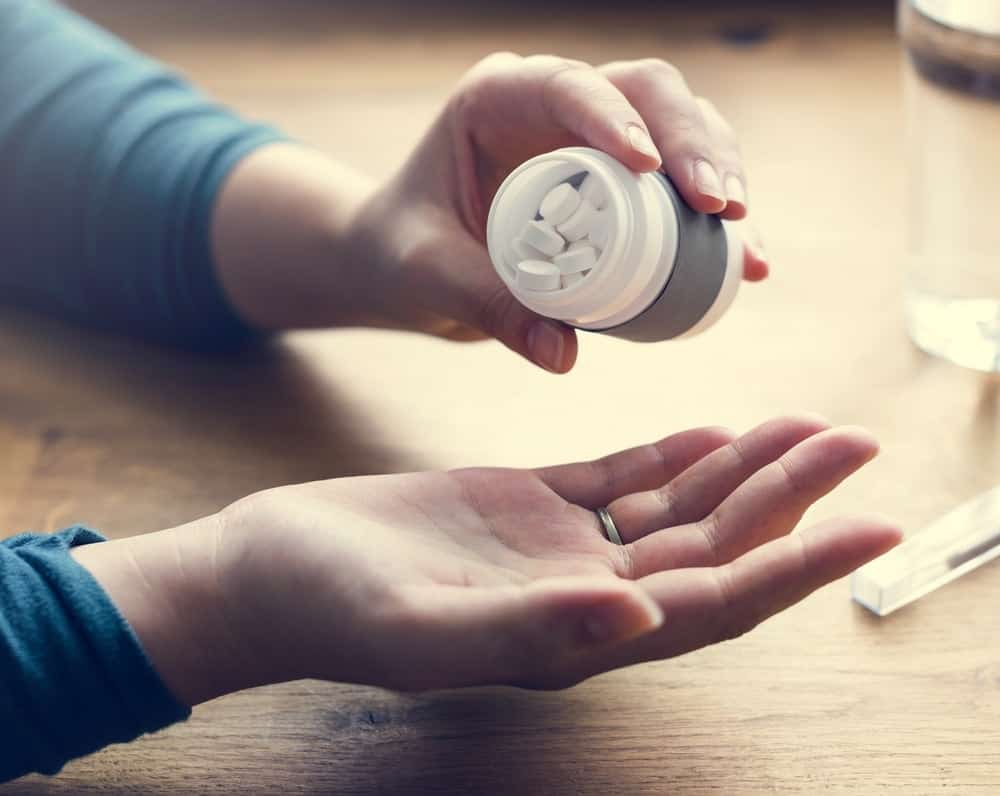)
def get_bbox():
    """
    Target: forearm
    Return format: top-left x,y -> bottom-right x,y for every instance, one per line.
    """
211,143 -> 381,331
